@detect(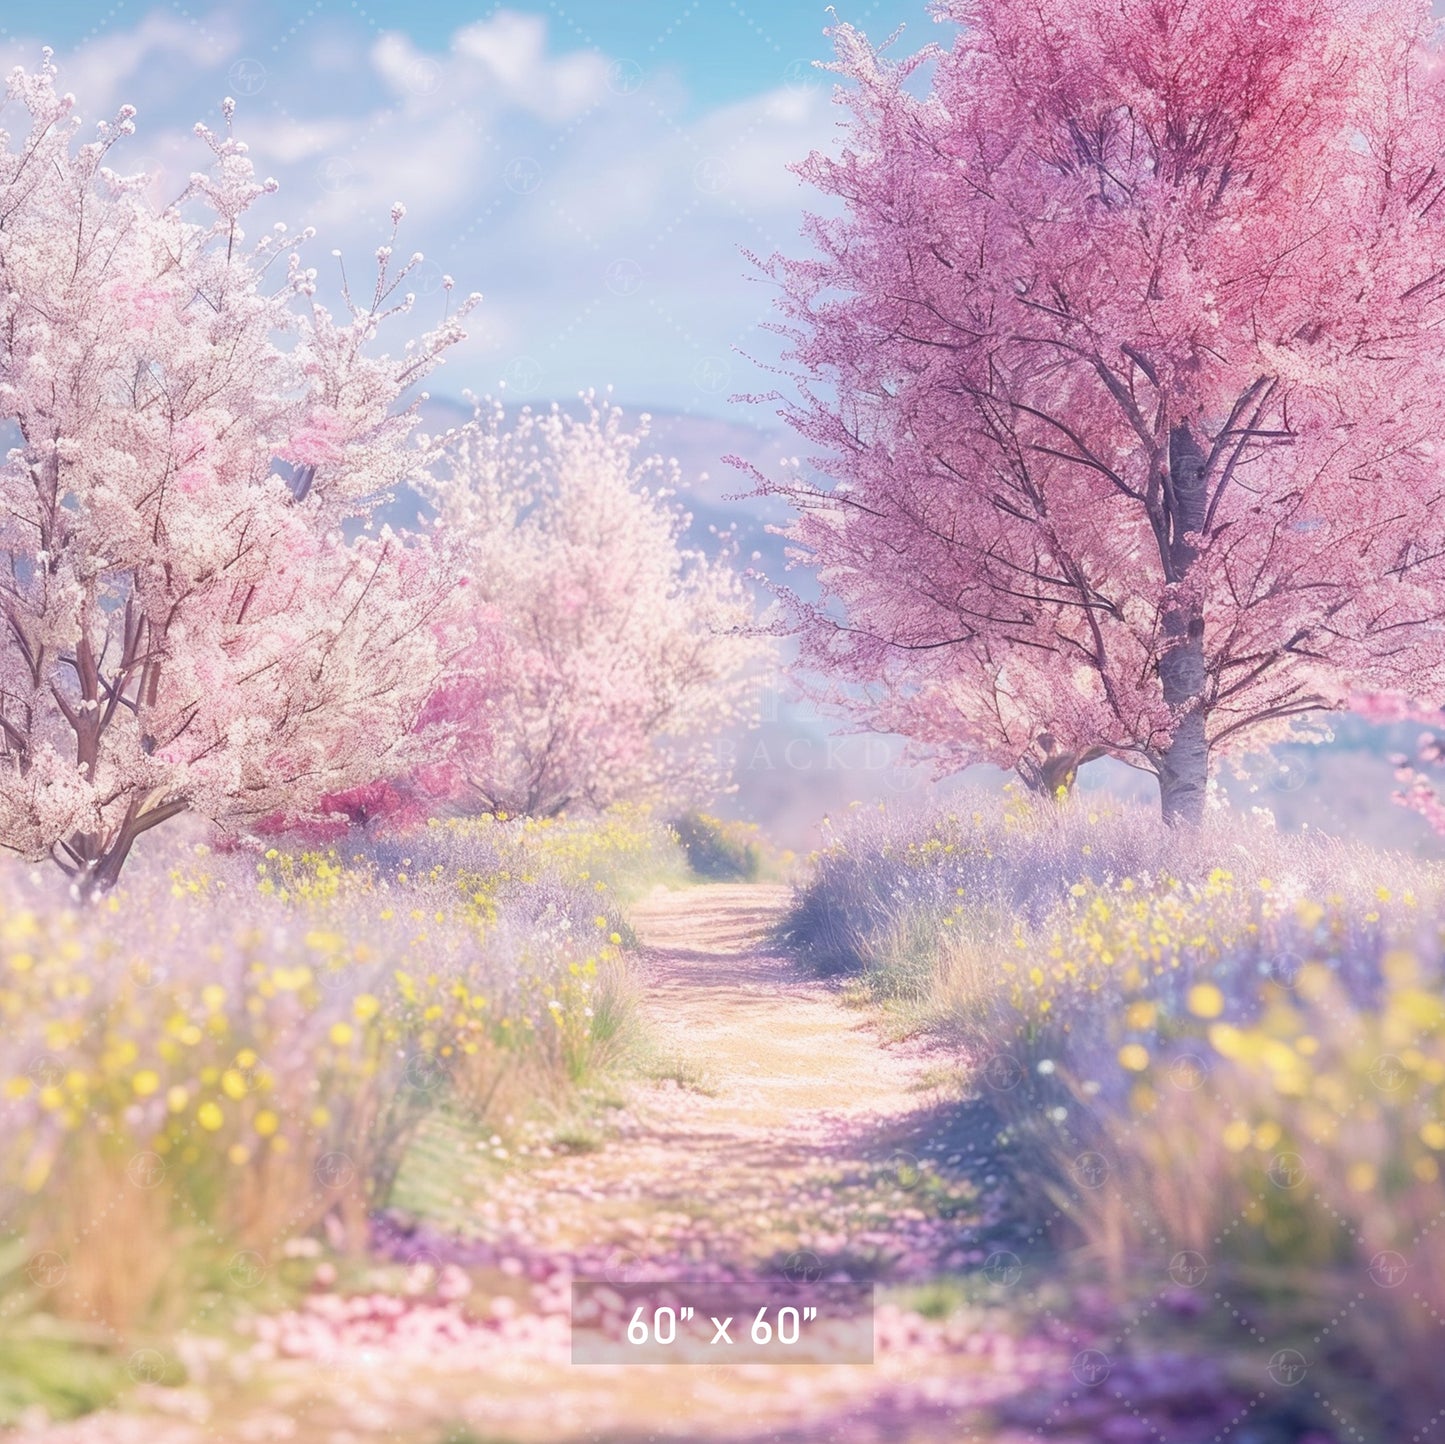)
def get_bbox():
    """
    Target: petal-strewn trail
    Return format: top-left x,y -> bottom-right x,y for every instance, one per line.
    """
29,886 -> 1090,1444
407,883 -> 1012,1277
